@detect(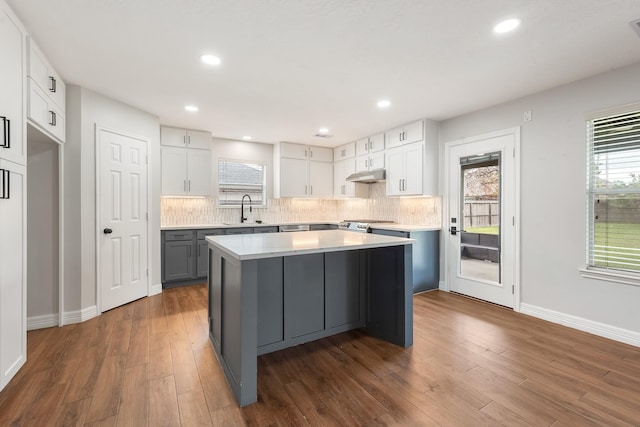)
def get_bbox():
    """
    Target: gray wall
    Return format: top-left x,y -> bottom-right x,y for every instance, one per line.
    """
27,126 -> 59,318
65,85 -> 161,313
439,61 -> 640,334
